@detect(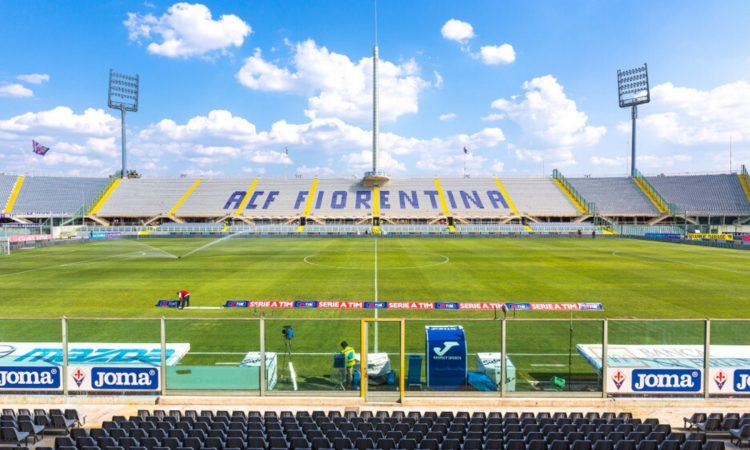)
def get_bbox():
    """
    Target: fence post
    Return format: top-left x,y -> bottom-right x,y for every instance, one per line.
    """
704,319 -> 711,399
601,319 -> 608,398
500,318 -> 506,397
62,317 -> 68,396
259,318 -> 266,396
160,317 -> 167,395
